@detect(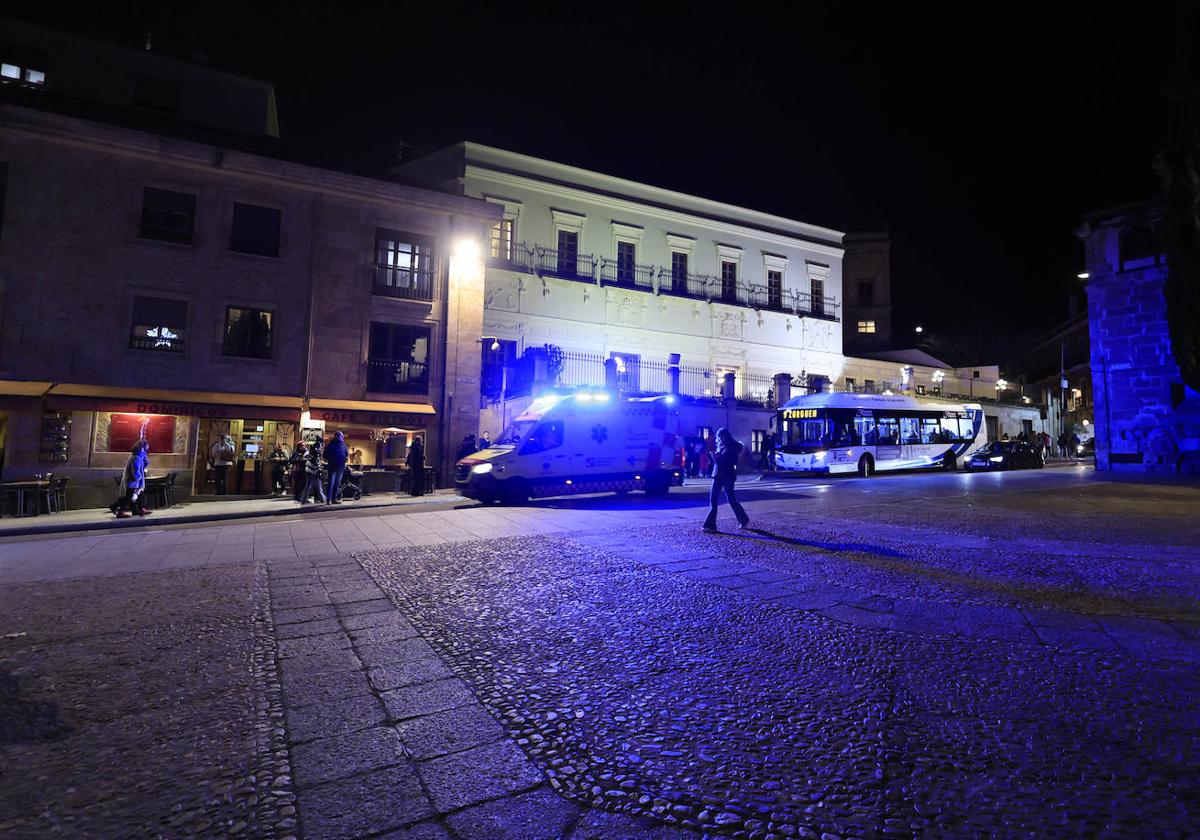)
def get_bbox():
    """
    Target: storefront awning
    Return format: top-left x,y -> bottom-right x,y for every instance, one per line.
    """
307,398 -> 436,428
45,383 -> 304,421
0,379 -> 53,397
